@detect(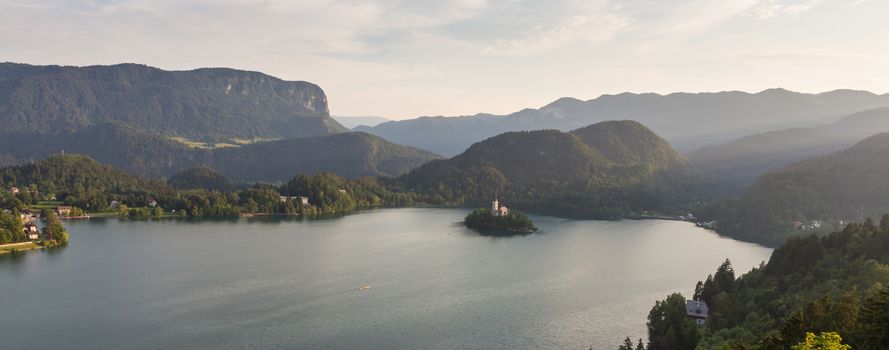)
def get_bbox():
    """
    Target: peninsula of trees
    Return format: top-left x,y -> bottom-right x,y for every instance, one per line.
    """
0,155 -> 413,224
